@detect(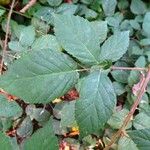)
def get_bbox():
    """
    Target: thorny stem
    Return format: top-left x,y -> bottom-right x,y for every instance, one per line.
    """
104,66 -> 150,150
0,0 -> 16,75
